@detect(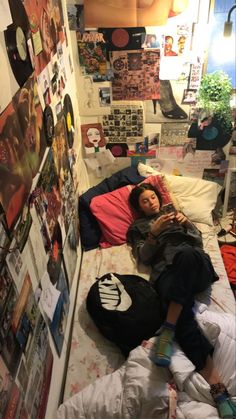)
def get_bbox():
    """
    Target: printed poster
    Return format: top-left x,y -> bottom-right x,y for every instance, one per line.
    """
110,49 -> 160,101
49,263 -> 70,355
0,102 -> 32,230
77,33 -> 112,82
84,0 -> 190,28
101,103 -> 144,144
23,0 -> 65,76
12,74 -> 47,178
